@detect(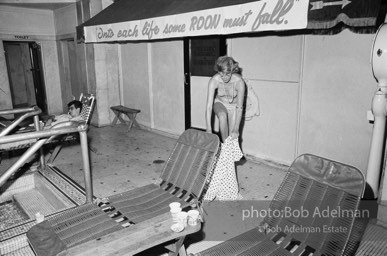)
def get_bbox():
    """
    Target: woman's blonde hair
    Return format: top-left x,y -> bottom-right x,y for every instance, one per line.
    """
214,56 -> 240,74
